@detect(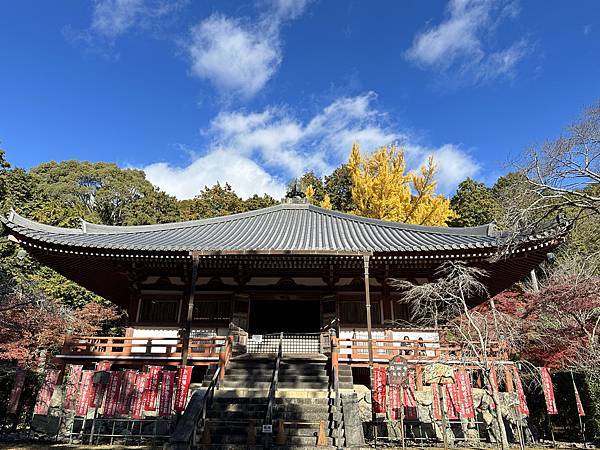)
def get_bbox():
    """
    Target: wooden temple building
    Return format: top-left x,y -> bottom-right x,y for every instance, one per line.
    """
3,199 -> 567,447
3,199 -> 562,368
